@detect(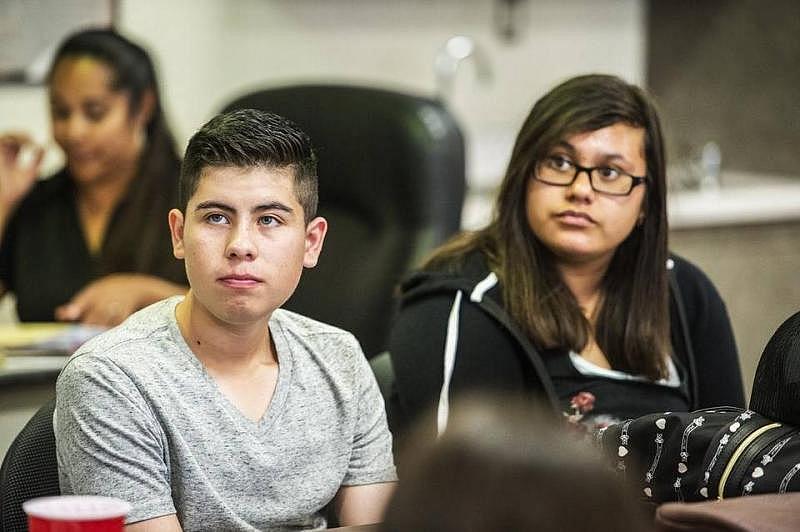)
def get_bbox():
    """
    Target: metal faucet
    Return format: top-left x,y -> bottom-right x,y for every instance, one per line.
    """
434,35 -> 492,100
699,141 -> 722,191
